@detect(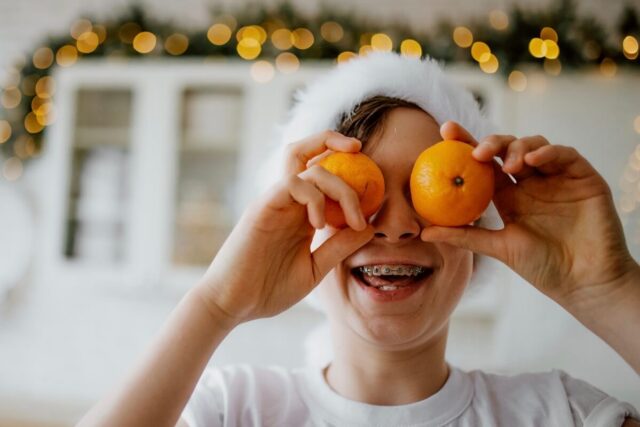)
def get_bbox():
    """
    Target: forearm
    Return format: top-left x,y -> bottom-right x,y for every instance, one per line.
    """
78,284 -> 238,427
563,263 -> 640,374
